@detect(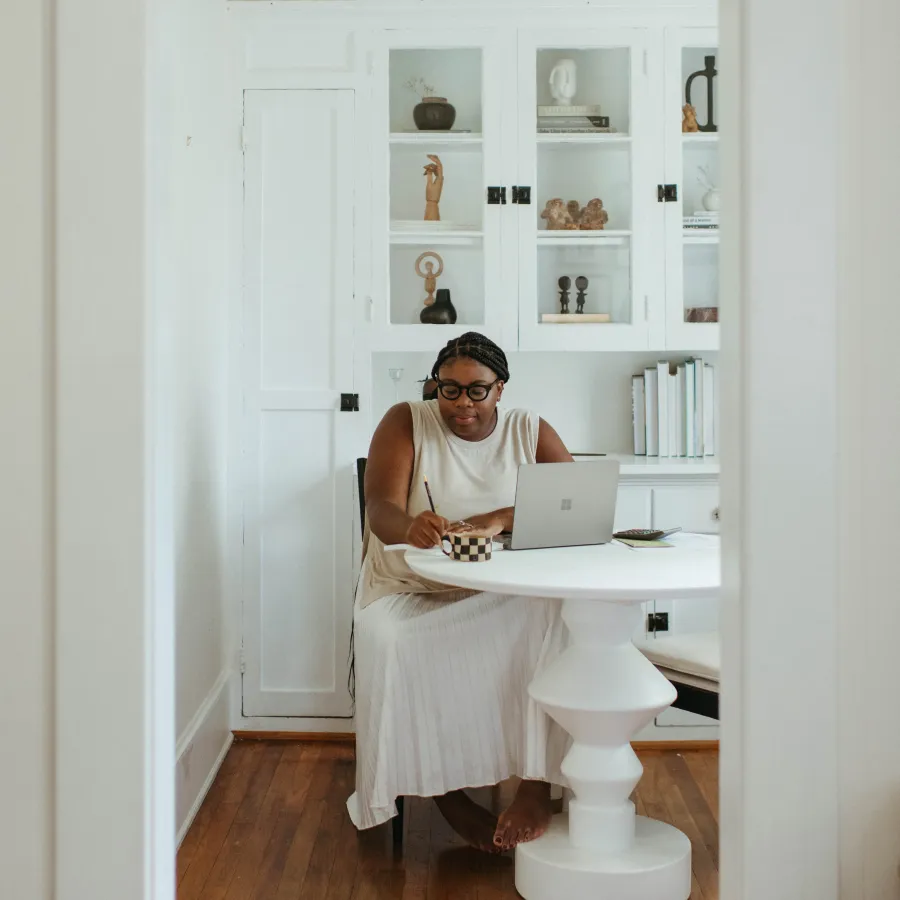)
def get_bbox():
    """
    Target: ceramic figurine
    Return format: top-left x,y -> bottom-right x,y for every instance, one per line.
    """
423,154 -> 444,221
567,200 -> 582,225
579,198 -> 609,230
415,251 -> 444,306
558,275 -> 572,314
541,198 -> 577,230
549,59 -> 577,106
682,103 -> 700,133
575,276 -> 588,314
